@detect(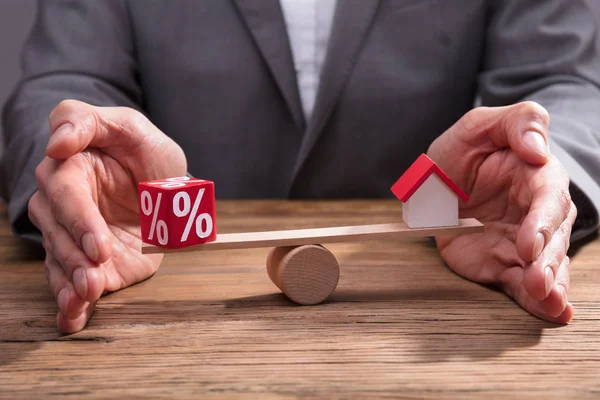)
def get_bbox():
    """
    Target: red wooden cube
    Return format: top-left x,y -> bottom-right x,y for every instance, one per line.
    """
138,177 -> 216,249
